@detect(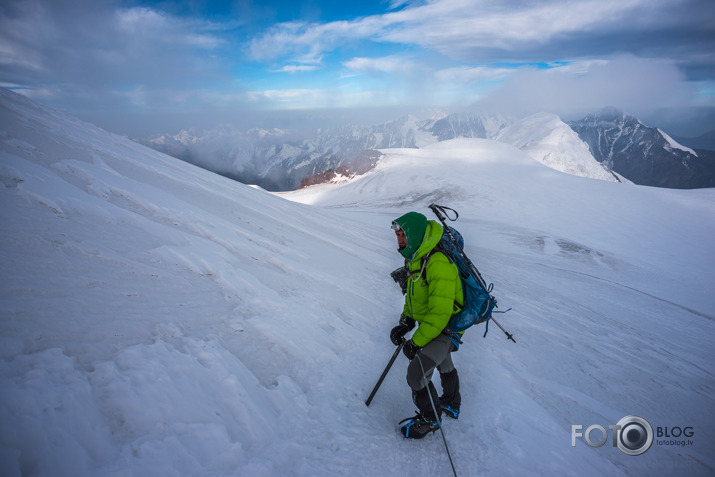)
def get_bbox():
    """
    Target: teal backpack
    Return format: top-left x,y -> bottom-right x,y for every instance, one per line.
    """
428,204 -> 513,341
433,224 -> 496,334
